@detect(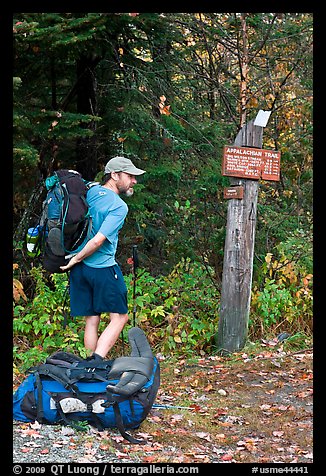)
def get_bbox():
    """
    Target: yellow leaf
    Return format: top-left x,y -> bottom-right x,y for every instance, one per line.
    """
174,335 -> 182,343
247,97 -> 258,108
265,253 -> 273,264
13,278 -> 27,302
160,105 -> 171,115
